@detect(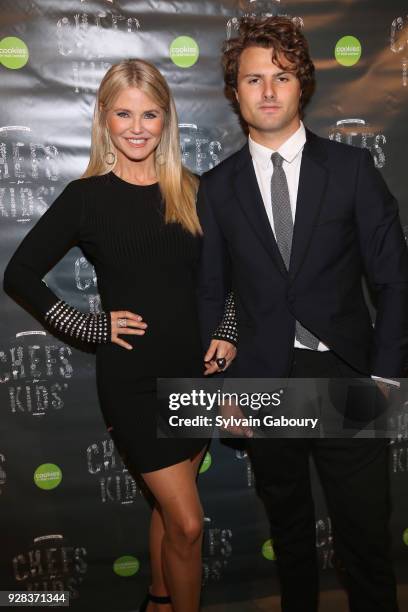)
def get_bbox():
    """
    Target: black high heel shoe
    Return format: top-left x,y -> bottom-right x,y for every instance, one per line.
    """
139,591 -> 172,611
